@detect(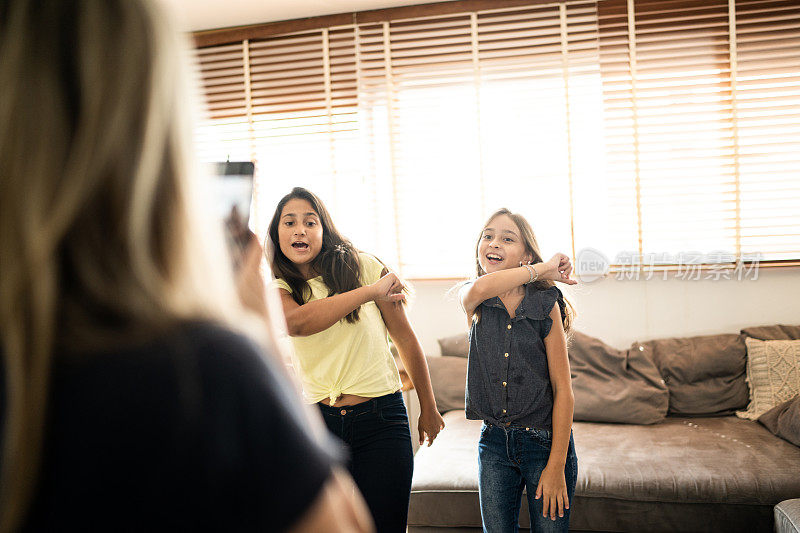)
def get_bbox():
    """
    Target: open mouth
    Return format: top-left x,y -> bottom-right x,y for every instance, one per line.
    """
486,253 -> 503,264
291,242 -> 309,251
